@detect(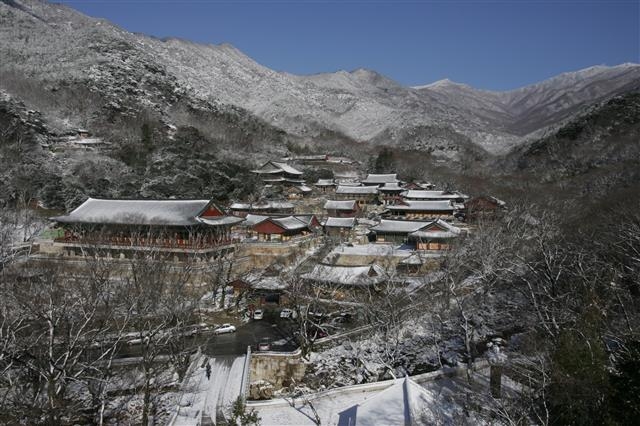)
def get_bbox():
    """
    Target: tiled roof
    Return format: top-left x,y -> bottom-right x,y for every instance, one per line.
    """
270,216 -> 309,231
324,217 -> 356,228
301,264 -> 387,286
51,198 -> 218,226
197,216 -> 245,226
387,200 -> 455,211
230,201 -> 294,210
324,200 -> 357,210
409,219 -> 463,239
336,185 -> 379,195
238,214 -> 270,226
361,173 -> 399,184
253,161 -> 303,175
403,190 -> 468,200
270,161 -> 303,175
370,220 -> 430,234
378,183 -> 404,191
